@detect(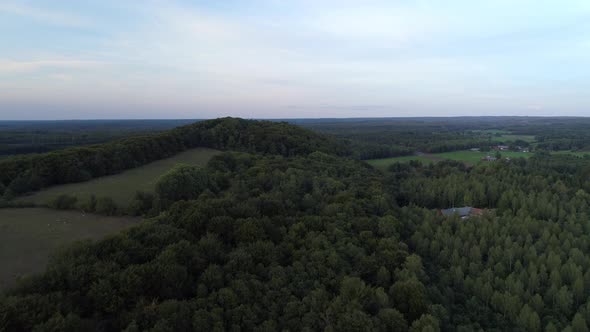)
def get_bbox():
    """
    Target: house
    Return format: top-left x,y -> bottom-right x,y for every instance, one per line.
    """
495,145 -> 509,151
440,207 -> 484,219
482,155 -> 497,161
